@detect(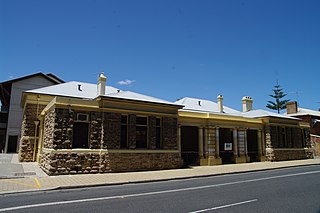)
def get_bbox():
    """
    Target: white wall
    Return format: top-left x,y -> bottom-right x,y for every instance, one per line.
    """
5,76 -> 58,152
